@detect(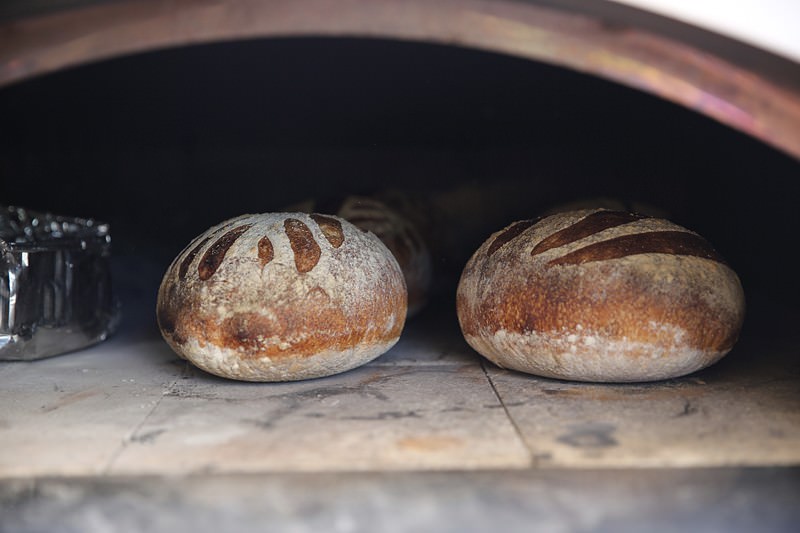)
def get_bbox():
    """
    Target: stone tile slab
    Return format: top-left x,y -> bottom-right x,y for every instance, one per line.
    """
0,291 -> 511,478
4,294 -> 800,477
110,360 -> 530,474
486,333 -> 800,468
0,337 -> 182,478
